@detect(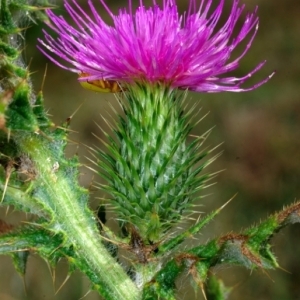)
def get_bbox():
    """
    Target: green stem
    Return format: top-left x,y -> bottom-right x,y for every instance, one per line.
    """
18,134 -> 139,300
